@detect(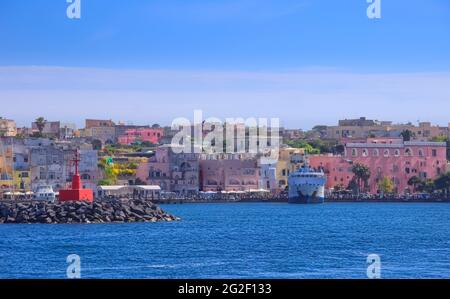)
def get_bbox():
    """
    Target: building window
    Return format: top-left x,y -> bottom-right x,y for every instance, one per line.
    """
377,167 -> 382,175
383,149 -> 390,157
362,149 -> 368,157
373,149 -> 379,157
405,148 -> 413,157
432,149 -> 437,157
351,149 -> 358,157
394,149 -> 400,157
418,149 -> 424,157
